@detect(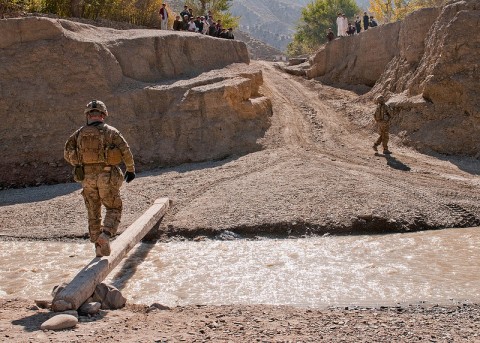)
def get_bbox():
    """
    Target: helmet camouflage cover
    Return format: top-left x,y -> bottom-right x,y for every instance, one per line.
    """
84,100 -> 108,115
